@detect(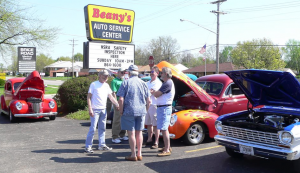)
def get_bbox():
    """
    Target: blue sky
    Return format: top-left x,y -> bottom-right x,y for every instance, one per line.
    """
10,0 -> 300,67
